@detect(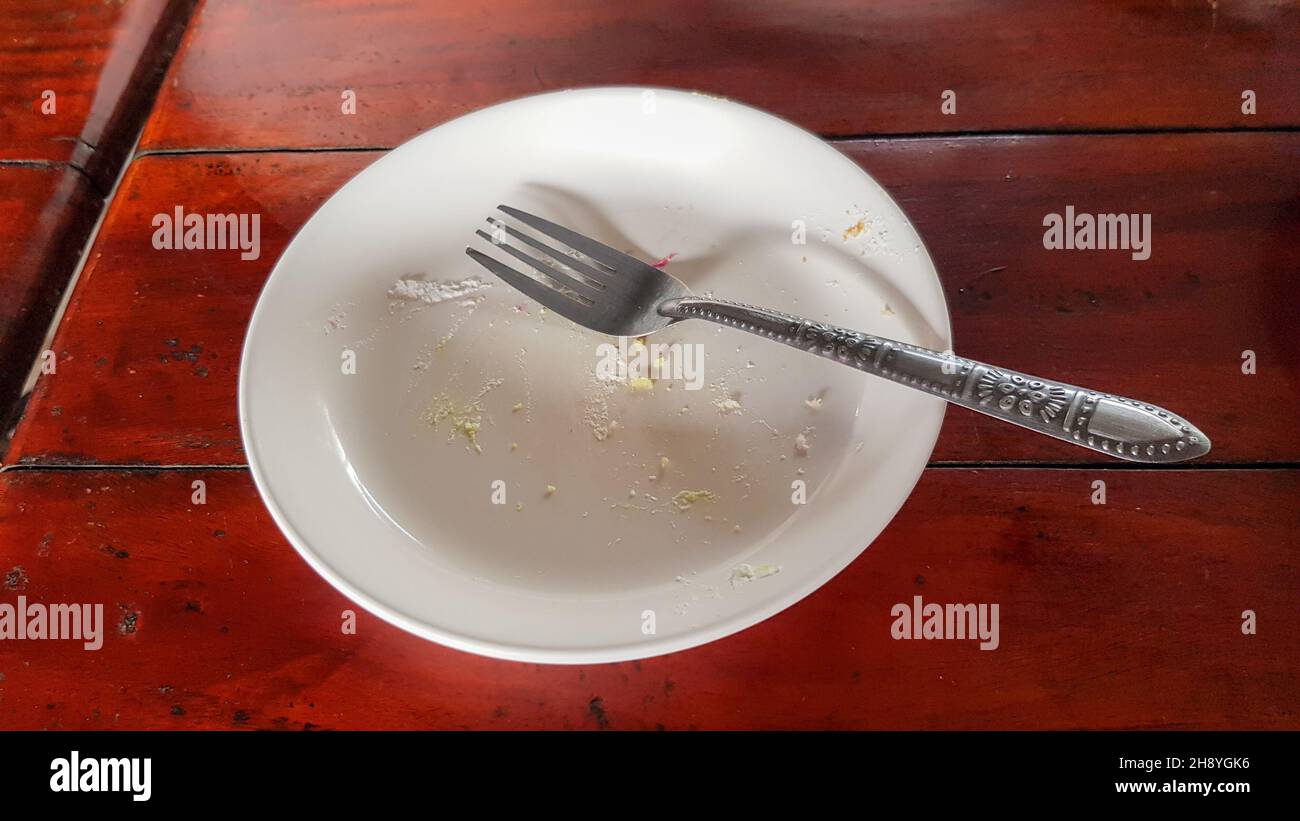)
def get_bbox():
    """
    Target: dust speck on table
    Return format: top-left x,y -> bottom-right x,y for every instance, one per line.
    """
587,696 -> 610,730
4,566 -> 29,591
